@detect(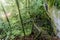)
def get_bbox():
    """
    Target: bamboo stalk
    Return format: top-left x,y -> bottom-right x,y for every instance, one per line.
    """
1,3 -> 11,40
15,0 -> 25,36
1,4 -> 11,30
